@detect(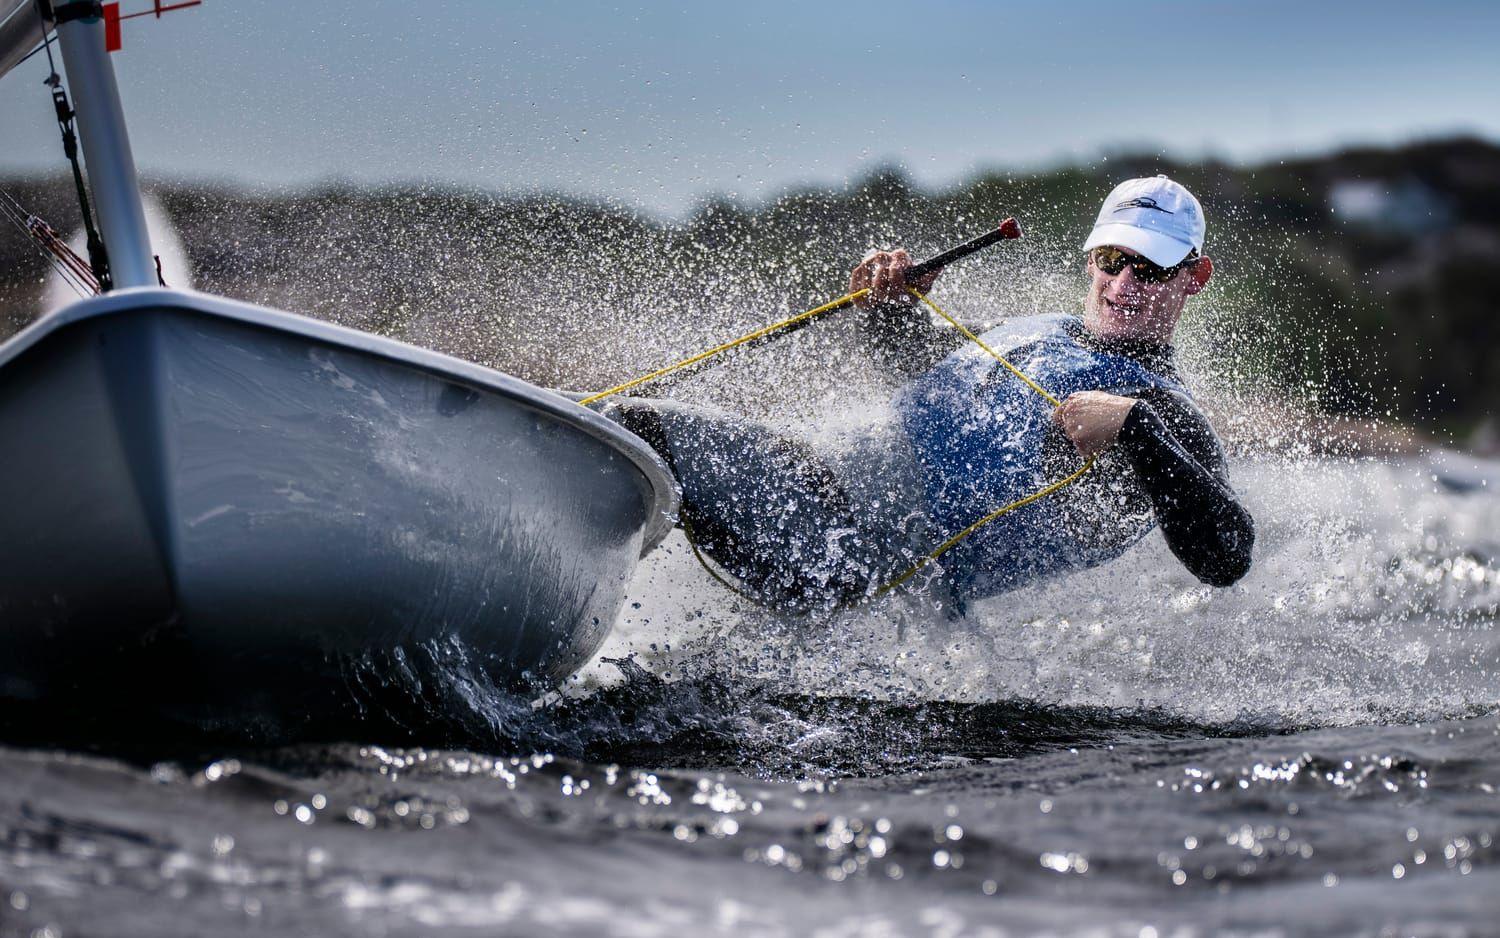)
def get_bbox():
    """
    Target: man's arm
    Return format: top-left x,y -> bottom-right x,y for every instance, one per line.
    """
1116,392 -> 1254,587
1055,389 -> 1254,587
848,248 -> 965,378
857,300 -> 965,378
